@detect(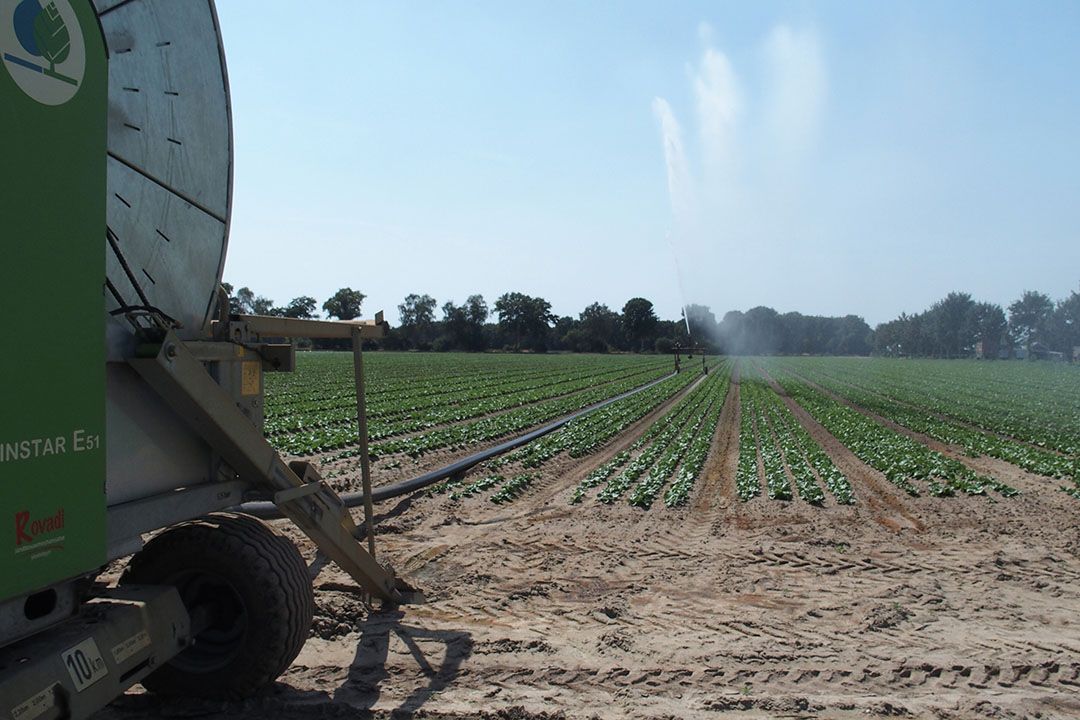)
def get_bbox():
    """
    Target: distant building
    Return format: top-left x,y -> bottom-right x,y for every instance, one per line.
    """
975,337 -> 1008,360
1028,342 -> 1065,362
